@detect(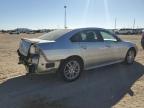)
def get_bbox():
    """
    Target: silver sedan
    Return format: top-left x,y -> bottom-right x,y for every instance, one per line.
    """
17,28 -> 138,81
